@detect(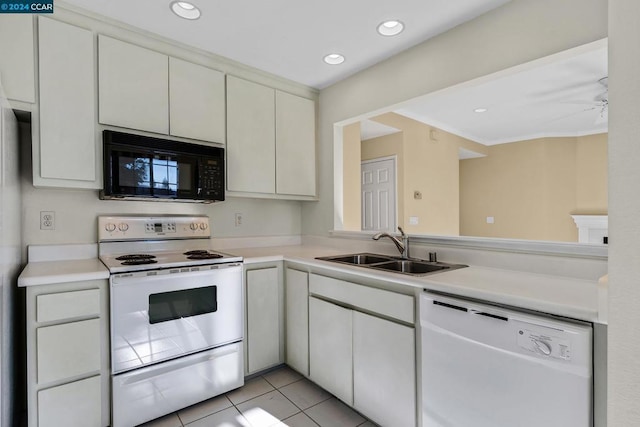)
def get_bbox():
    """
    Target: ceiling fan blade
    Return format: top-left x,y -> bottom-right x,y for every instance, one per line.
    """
595,108 -> 608,124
